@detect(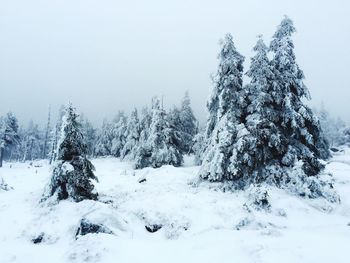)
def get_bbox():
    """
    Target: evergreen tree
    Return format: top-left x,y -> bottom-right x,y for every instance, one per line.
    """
0,112 -> 20,167
22,121 -> 42,161
269,16 -> 329,175
121,108 -> 141,159
42,105 -> 51,159
178,91 -> 198,153
205,34 -> 245,140
49,105 -> 65,164
199,34 -> 245,181
135,97 -> 183,169
94,120 -> 114,157
110,112 -> 127,157
80,116 -> 97,157
231,35 -> 279,182
193,131 -> 205,165
45,105 -> 98,202
315,104 -> 346,148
